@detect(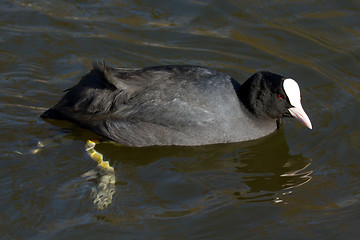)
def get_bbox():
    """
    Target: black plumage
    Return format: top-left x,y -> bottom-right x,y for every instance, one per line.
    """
41,62 -> 306,146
